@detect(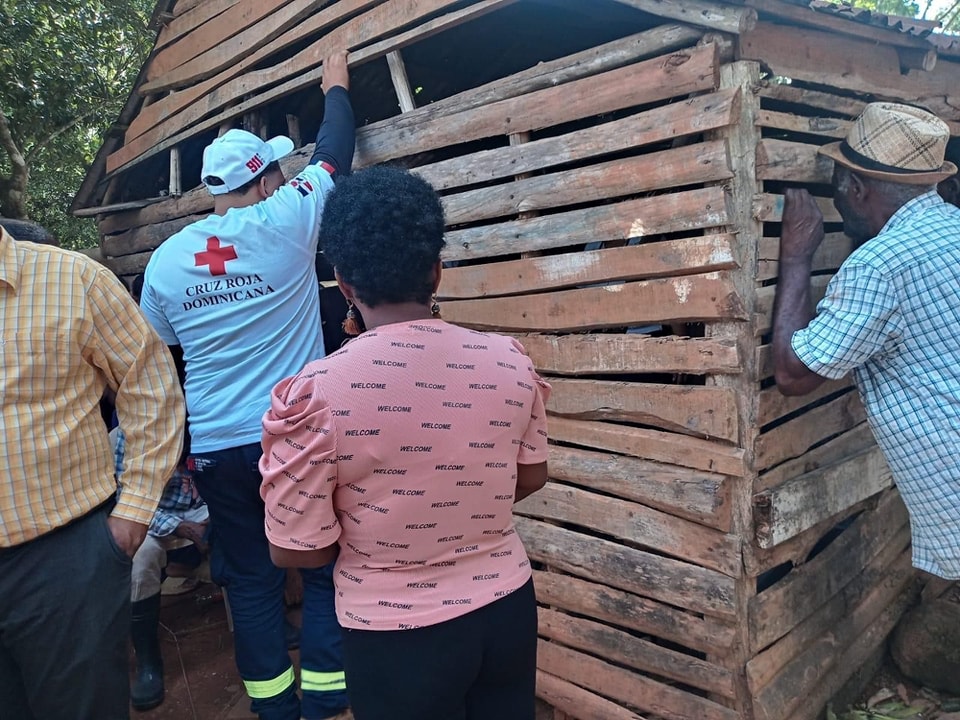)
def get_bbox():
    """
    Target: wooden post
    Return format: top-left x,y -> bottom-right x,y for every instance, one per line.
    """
286,113 -> 302,147
386,50 -> 417,113
169,147 -> 182,198
708,60 -> 764,719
